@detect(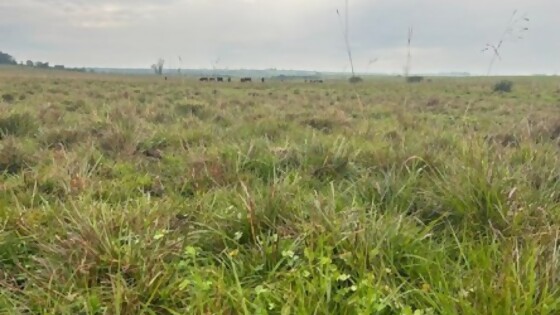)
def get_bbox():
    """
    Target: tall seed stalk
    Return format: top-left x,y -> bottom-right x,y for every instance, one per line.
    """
482,10 -> 529,76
